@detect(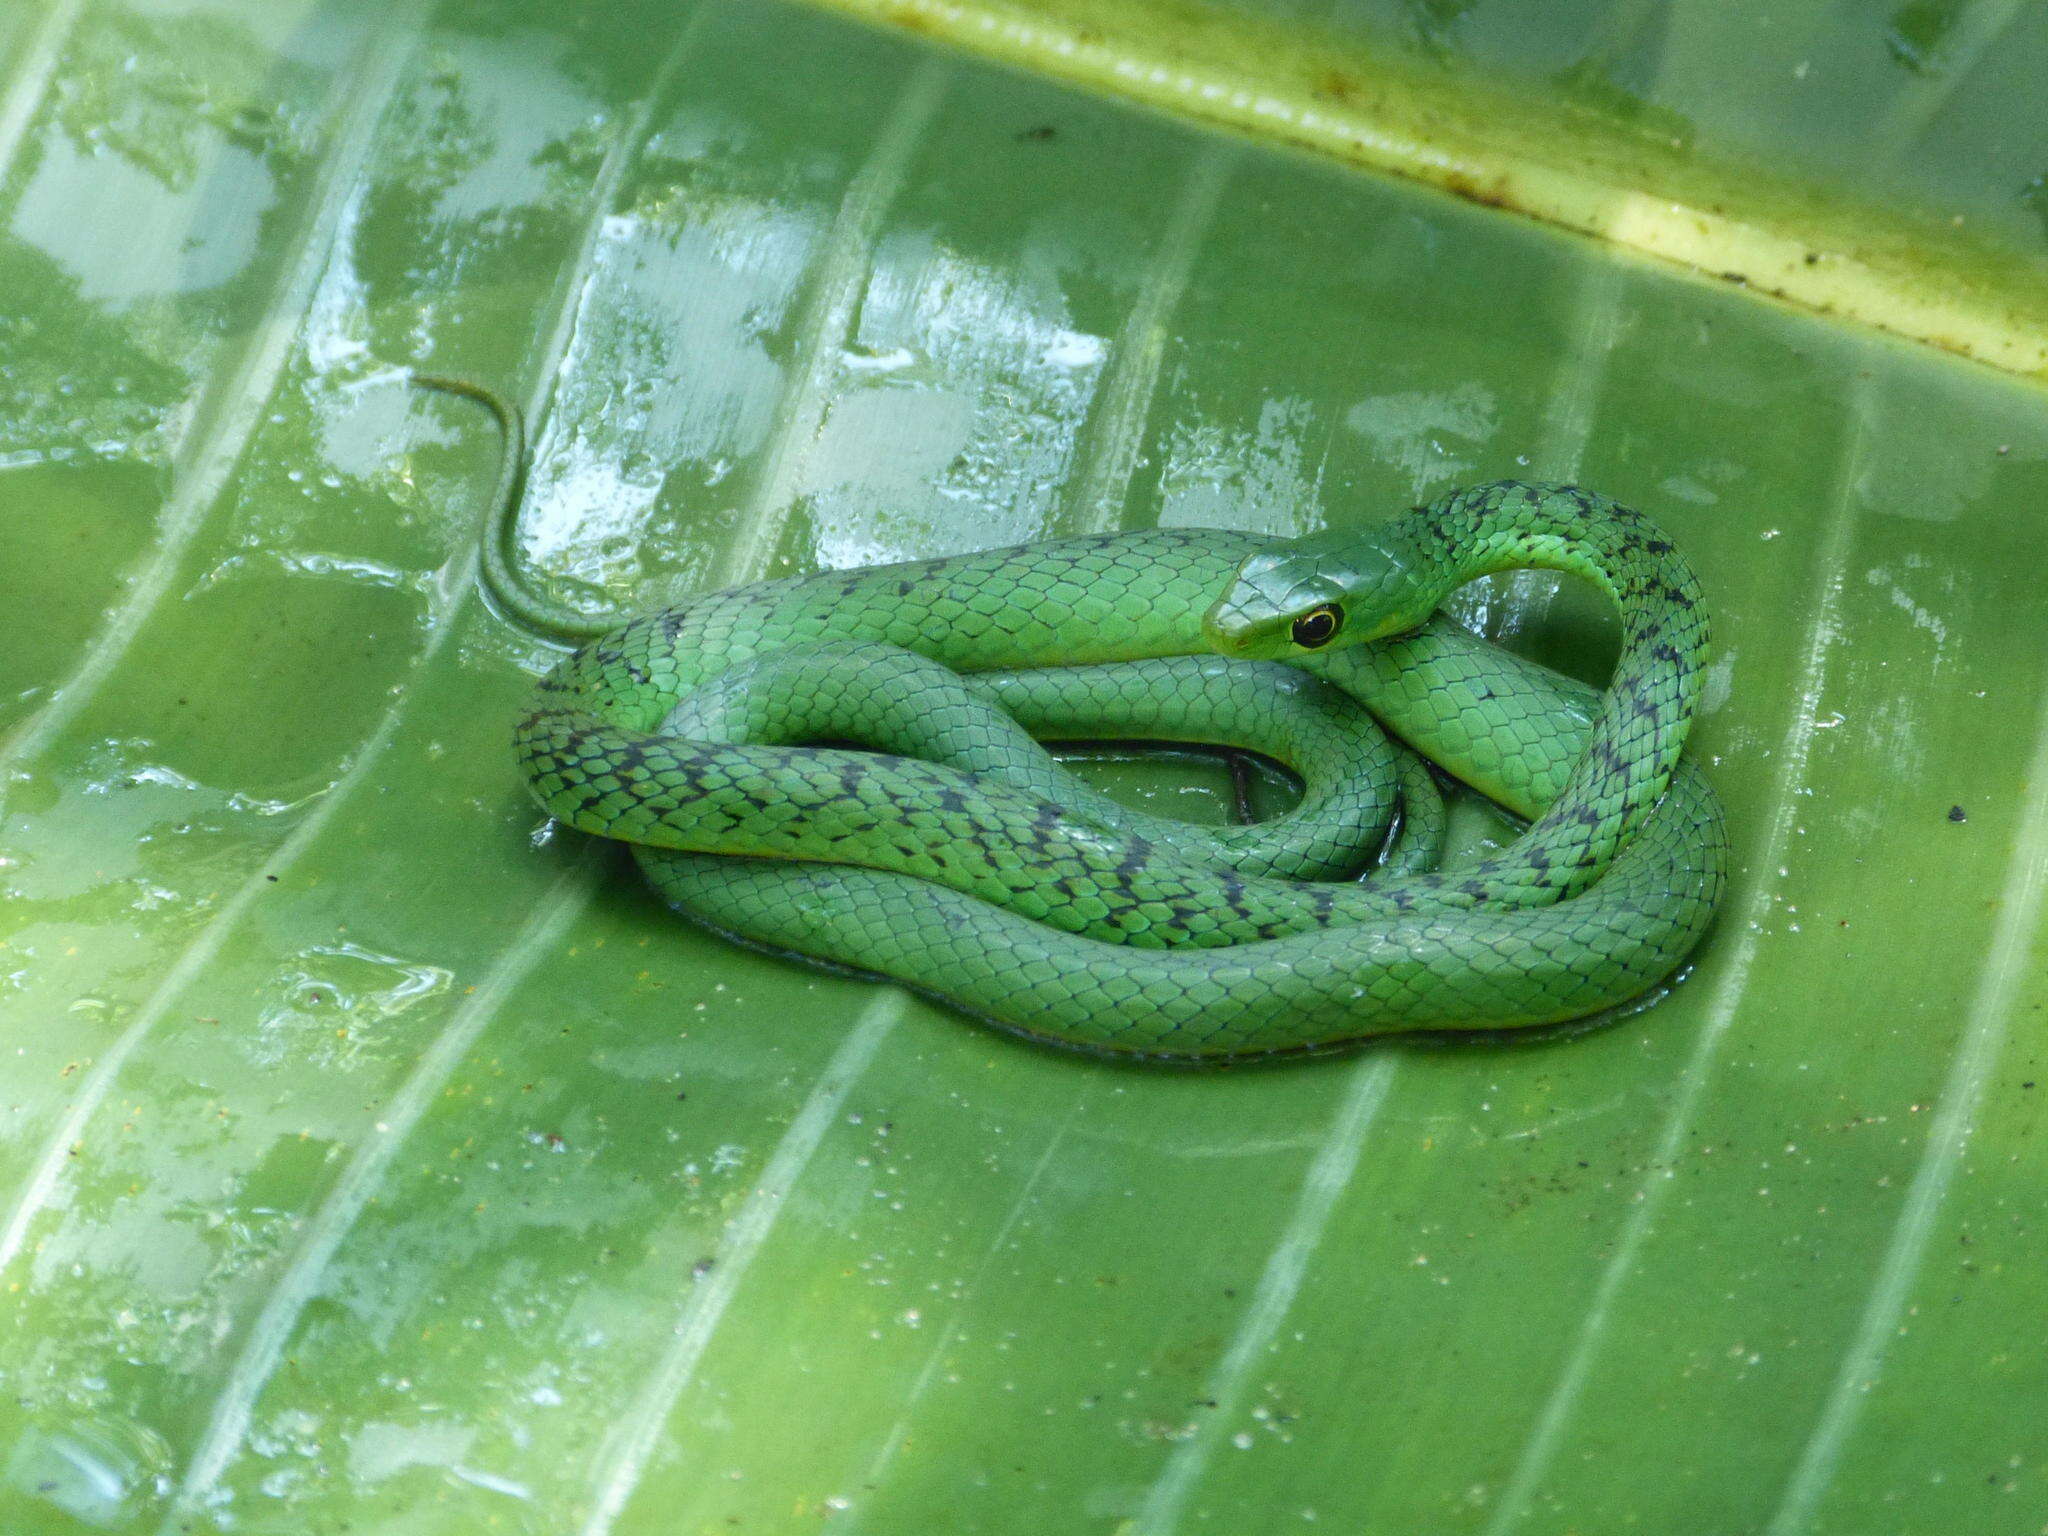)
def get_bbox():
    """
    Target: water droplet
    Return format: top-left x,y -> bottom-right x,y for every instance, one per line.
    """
3,1416 -> 173,1527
